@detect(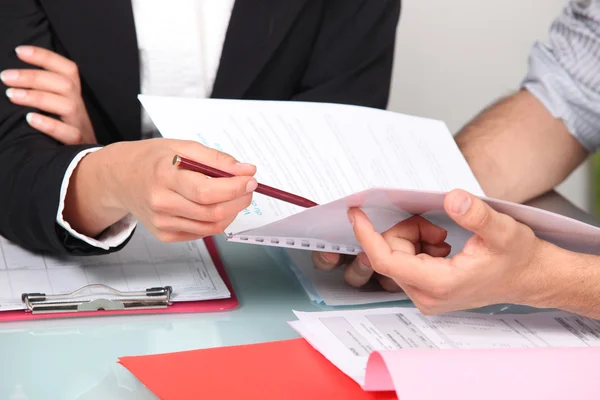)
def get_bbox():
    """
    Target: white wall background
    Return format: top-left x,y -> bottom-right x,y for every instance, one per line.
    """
387,0 -> 591,211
